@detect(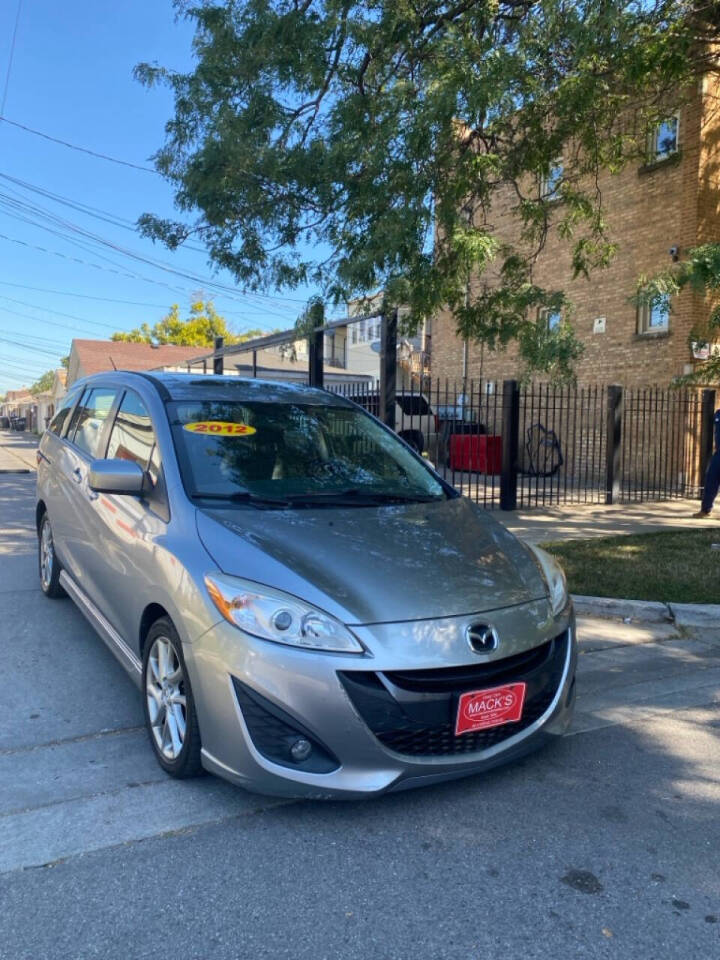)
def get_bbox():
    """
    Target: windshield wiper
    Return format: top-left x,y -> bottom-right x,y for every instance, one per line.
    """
193,491 -> 292,509
282,489 -> 445,505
